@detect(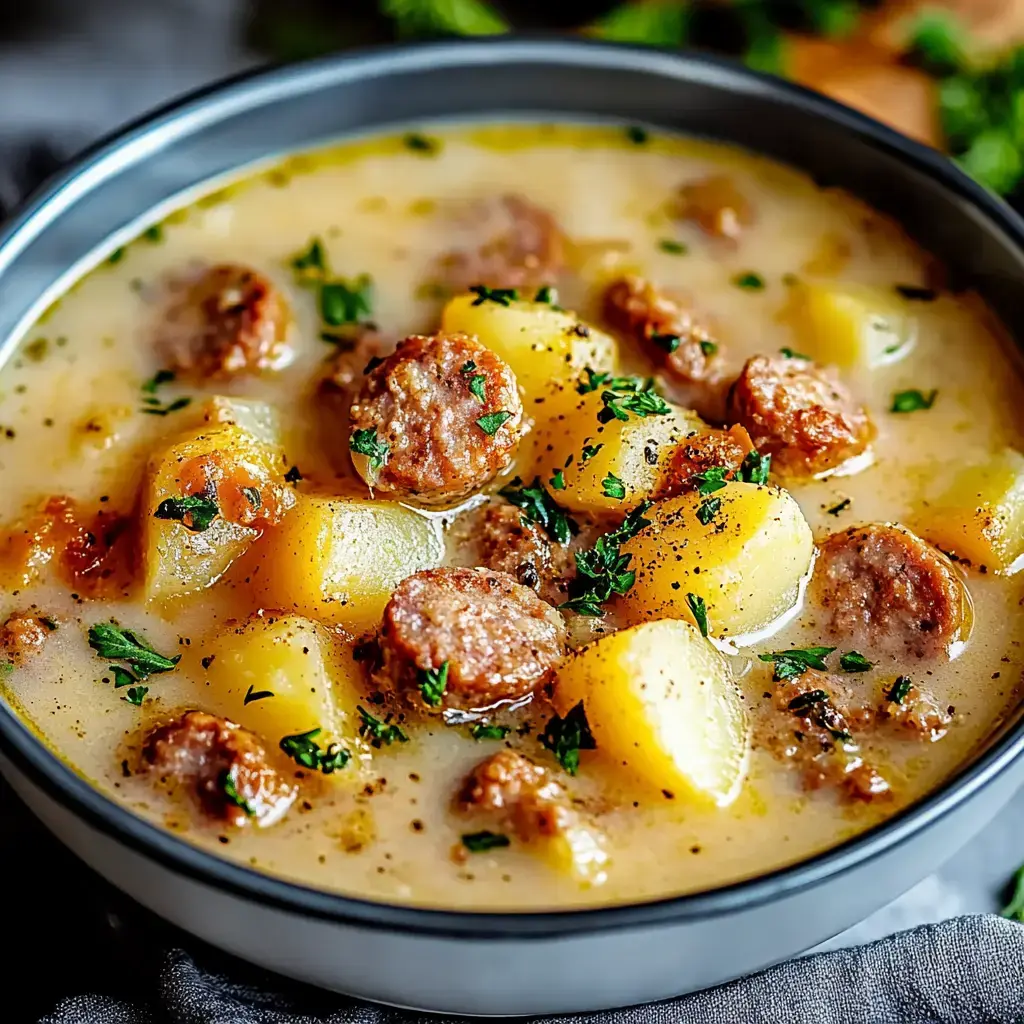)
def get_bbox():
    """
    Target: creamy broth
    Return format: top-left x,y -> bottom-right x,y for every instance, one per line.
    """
1,123 -> 1022,910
